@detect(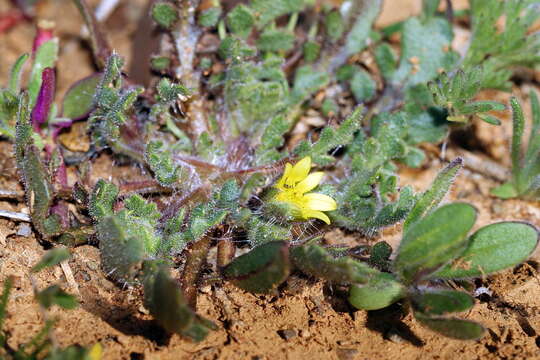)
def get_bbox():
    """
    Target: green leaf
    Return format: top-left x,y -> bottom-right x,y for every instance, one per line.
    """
345,0 -> 382,56
255,115 -> 290,164
490,182 -> 518,199
350,69 -> 376,102
411,289 -> 474,316
348,273 -> 406,310
31,248 -> 71,273
394,203 -> 477,283
97,215 -> 146,284
392,17 -> 456,87
294,106 -> 362,165
291,65 -> 329,103
152,2 -> 179,29
325,10 -> 344,42
257,28 -> 295,52
9,53 -> 29,93
404,158 -> 463,232
374,43 -> 397,80
29,38 -> 59,105
145,141 -> 181,186
226,4 -> 254,38
431,222 -> 539,279
143,263 -> 216,341
89,179 -> 119,220
510,96 -> 525,181
36,285 -> 78,310
422,0 -> 441,19
62,74 -> 101,120
414,312 -> 485,340
198,7 -> 221,27
250,0 -> 310,29
369,241 -> 392,269
291,244 -> 379,284
223,241 -> 290,293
